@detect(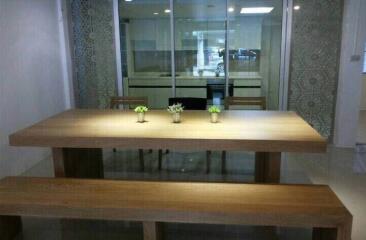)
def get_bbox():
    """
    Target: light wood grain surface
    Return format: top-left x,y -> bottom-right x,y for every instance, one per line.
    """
9,109 -> 326,152
0,177 -> 351,230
